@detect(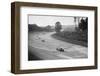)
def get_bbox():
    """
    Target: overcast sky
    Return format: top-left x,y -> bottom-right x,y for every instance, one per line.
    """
28,15 -> 77,27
